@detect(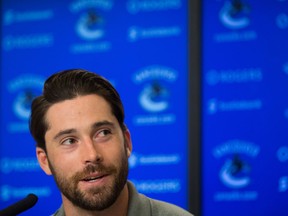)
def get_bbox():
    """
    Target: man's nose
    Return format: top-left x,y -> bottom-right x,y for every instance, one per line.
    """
81,138 -> 103,164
